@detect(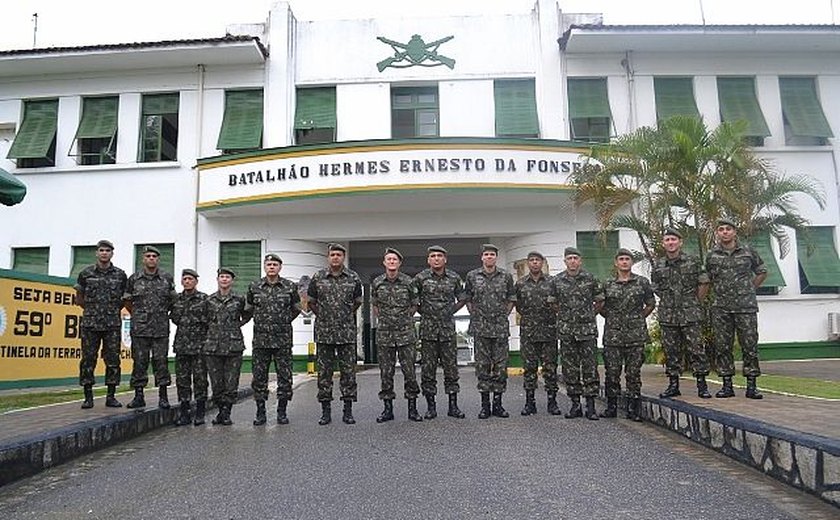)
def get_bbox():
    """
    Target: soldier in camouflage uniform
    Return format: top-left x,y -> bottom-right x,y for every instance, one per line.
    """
705,218 -> 768,399
372,248 -> 422,423
551,246 -> 605,420
650,228 -> 712,400
246,253 -> 301,426
413,245 -> 467,419
203,268 -> 252,425
600,249 -> 656,421
464,244 -> 516,419
307,243 -> 363,425
170,269 -> 208,426
123,245 -> 177,409
75,240 -> 127,409
514,251 -> 560,416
